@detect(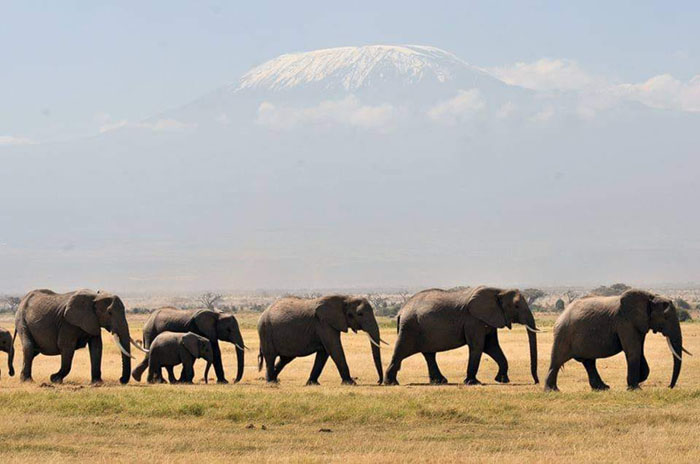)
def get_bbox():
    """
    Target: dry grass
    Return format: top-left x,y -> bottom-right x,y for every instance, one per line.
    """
1,313 -> 699,463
